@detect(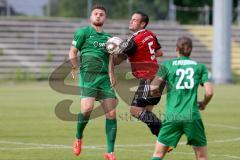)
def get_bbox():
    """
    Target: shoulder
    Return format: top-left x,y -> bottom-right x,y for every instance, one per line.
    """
146,29 -> 154,34
197,62 -> 208,71
75,26 -> 89,32
195,60 -> 206,68
145,29 -> 156,36
74,26 -> 89,35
